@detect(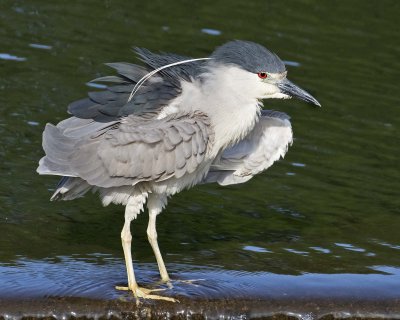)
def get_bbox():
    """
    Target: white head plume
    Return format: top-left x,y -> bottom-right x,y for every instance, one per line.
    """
127,58 -> 212,102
